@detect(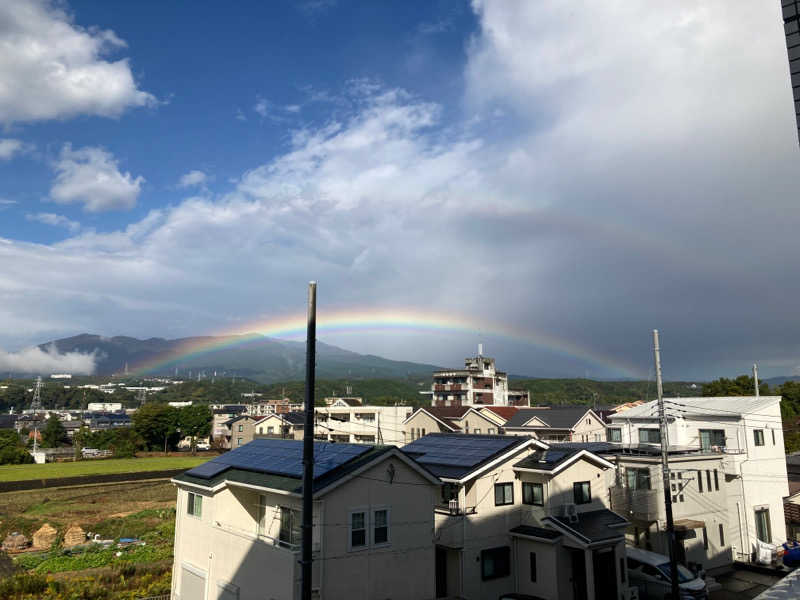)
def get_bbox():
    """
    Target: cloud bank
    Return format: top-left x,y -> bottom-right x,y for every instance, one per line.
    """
0,345 -> 96,374
0,0 -> 154,125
